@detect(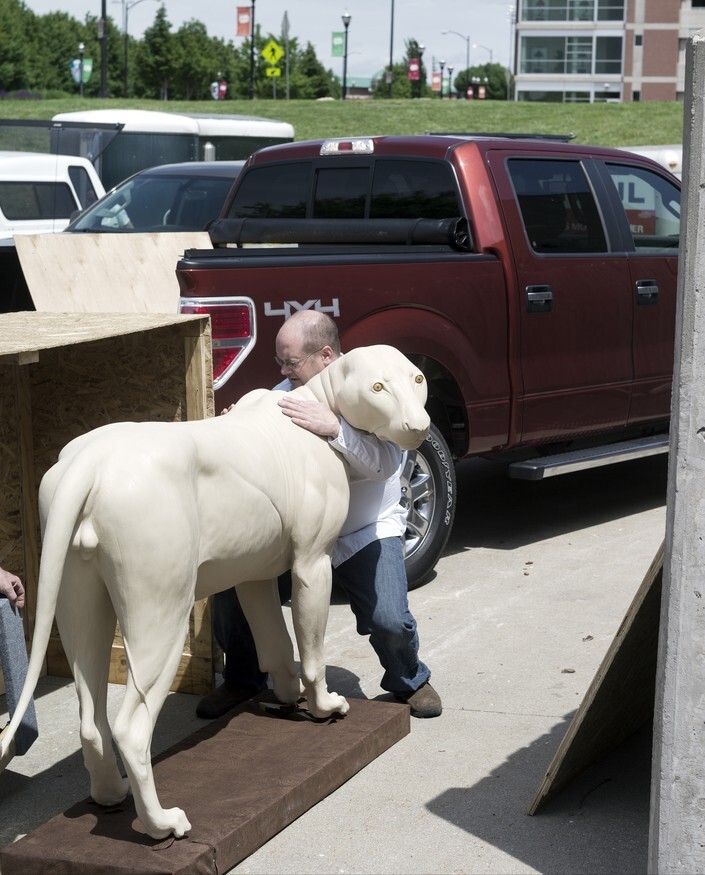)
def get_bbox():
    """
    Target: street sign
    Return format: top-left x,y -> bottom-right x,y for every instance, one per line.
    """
262,39 -> 284,65
266,67 -> 282,78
